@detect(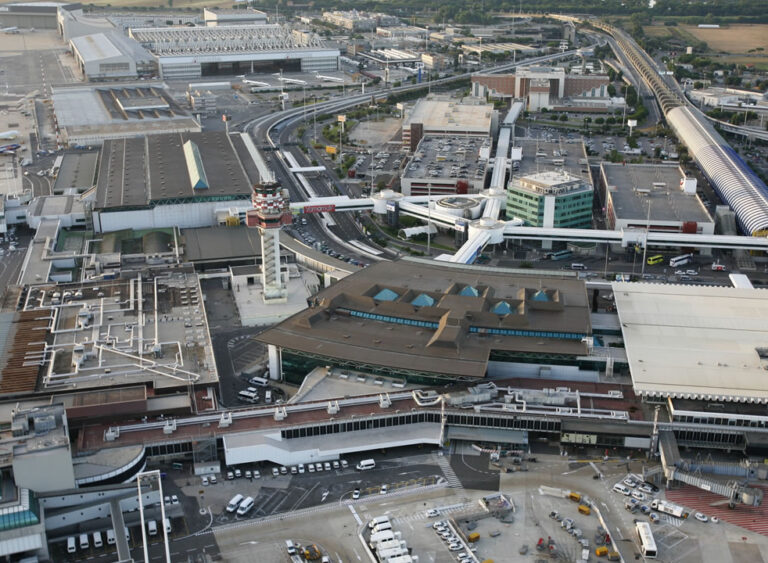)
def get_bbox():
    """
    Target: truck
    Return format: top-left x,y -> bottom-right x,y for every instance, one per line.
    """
652,499 -> 688,519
